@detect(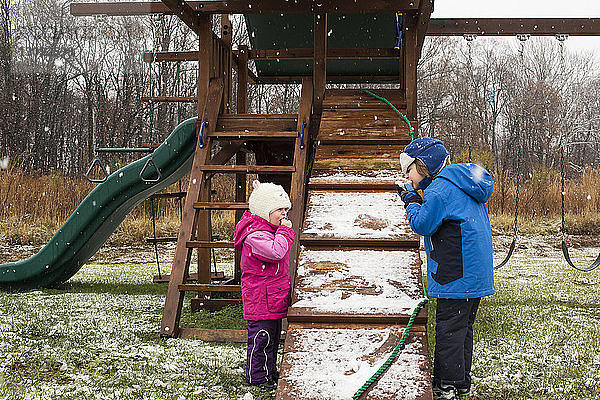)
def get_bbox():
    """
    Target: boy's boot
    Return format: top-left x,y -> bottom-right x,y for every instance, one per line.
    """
432,383 -> 456,400
455,387 -> 470,399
